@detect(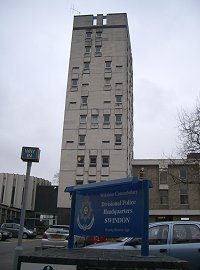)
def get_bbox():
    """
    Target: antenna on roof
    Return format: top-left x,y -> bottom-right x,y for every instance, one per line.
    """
71,4 -> 80,15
